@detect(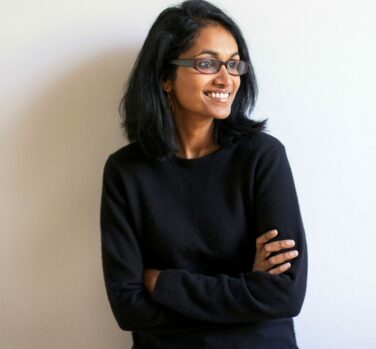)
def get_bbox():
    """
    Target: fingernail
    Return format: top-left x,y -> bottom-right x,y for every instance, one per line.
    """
286,240 -> 295,246
290,250 -> 299,257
